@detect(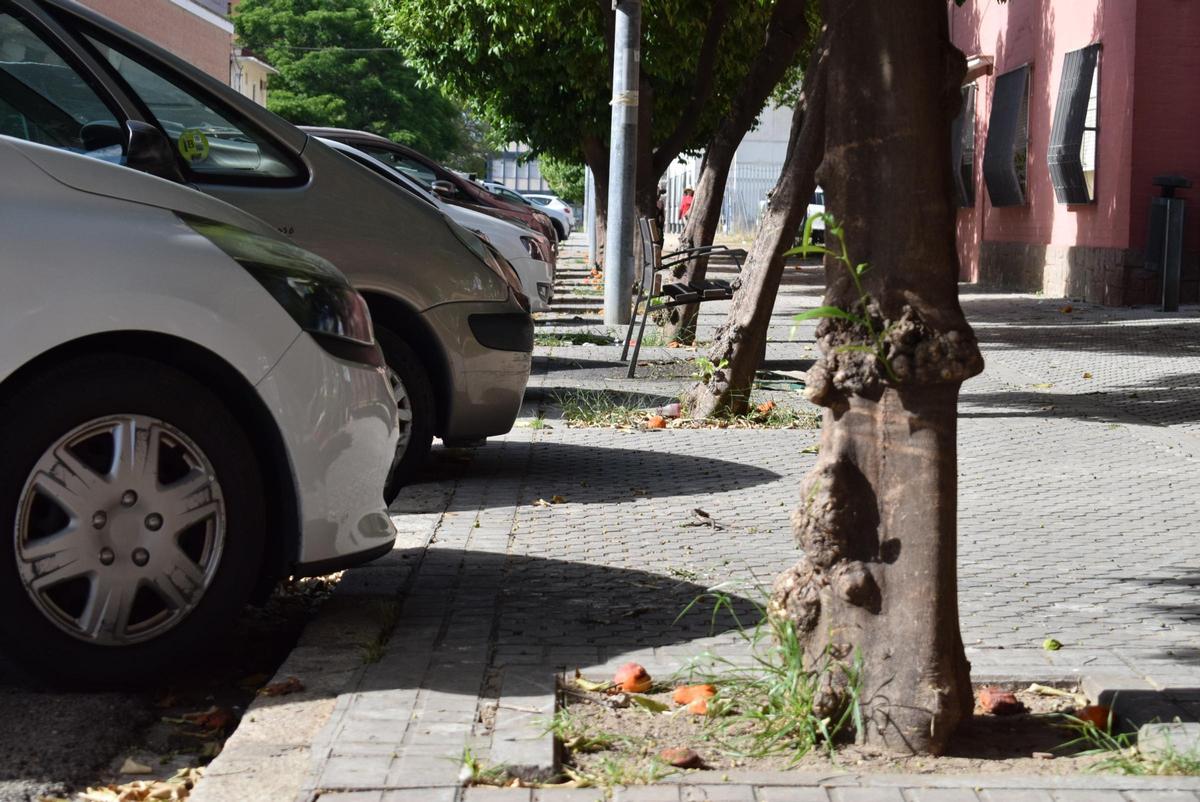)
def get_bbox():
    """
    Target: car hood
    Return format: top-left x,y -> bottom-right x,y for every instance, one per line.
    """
0,135 -> 282,239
